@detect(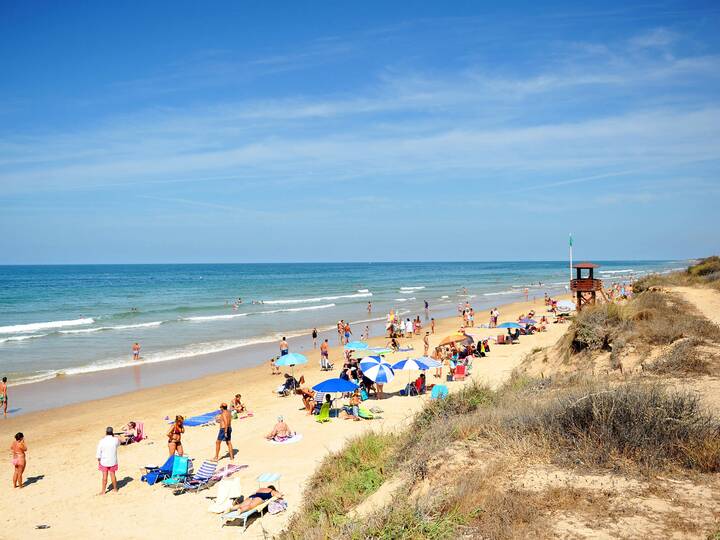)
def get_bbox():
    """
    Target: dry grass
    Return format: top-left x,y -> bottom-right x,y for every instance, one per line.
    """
646,338 -> 714,375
